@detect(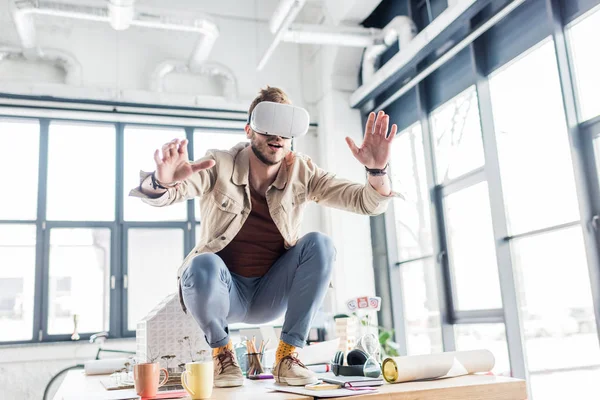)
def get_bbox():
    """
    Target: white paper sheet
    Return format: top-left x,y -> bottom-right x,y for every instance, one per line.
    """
63,389 -> 140,400
266,384 -> 377,398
